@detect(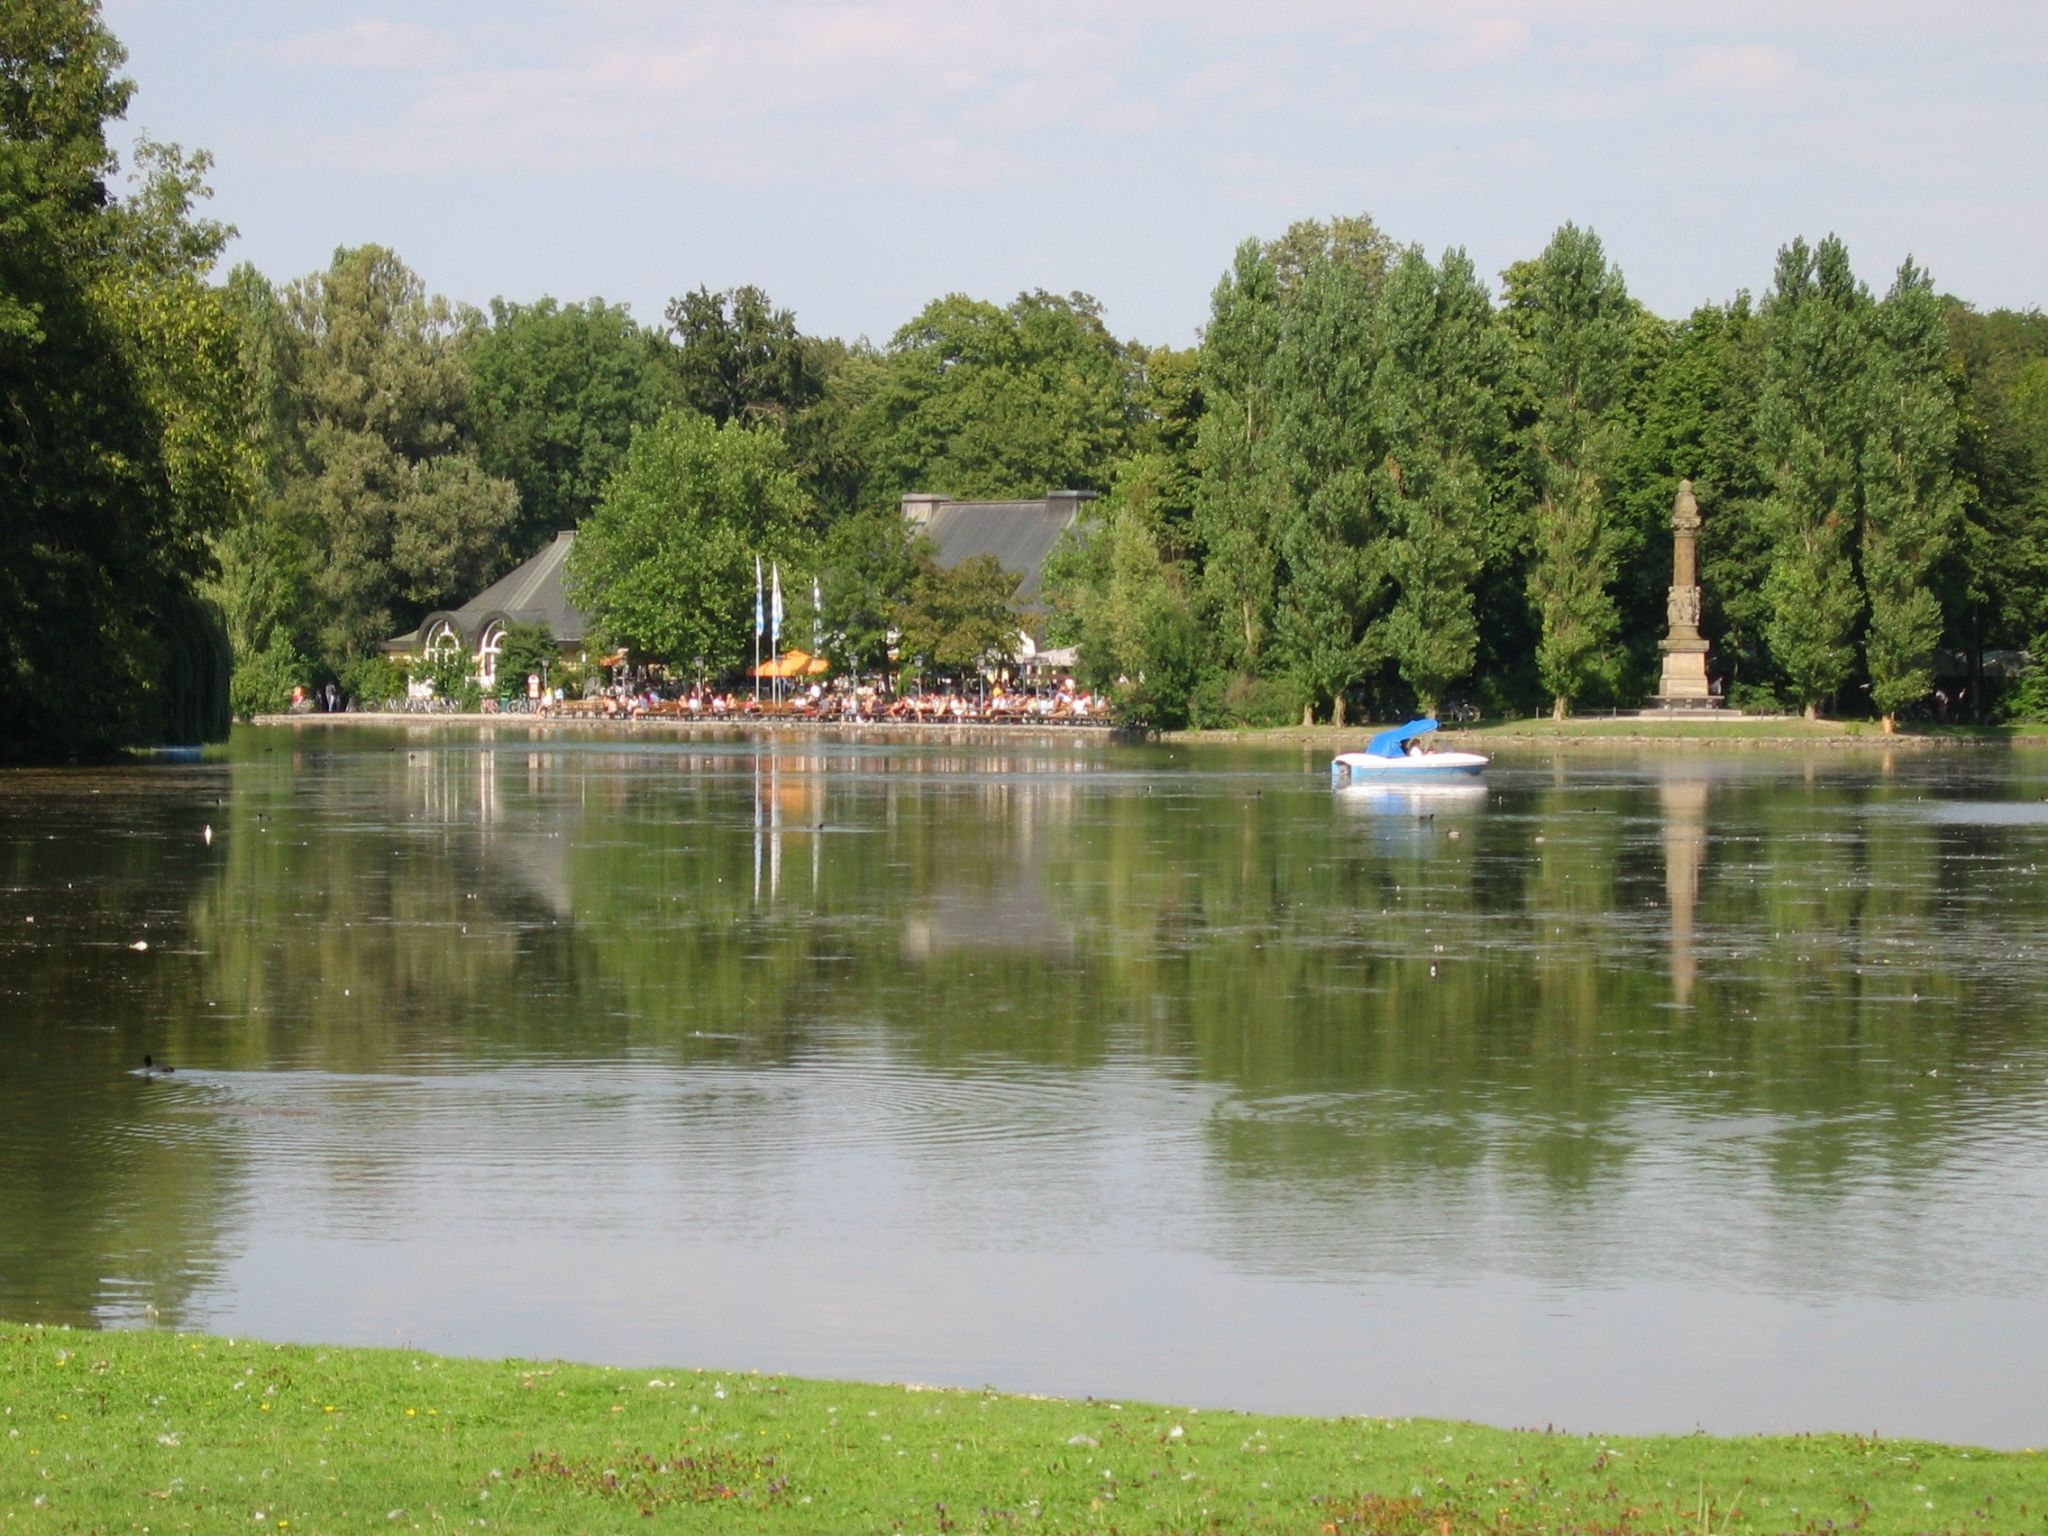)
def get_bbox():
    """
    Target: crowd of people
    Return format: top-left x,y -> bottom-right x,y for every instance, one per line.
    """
551,675 -> 1113,725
